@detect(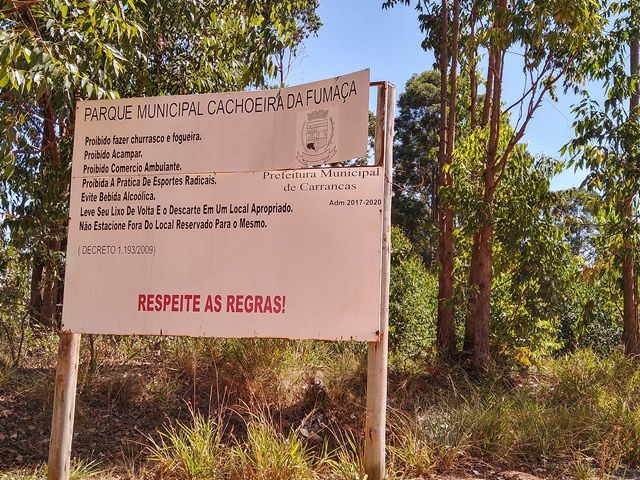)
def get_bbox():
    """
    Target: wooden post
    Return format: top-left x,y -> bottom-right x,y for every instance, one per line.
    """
48,332 -> 81,480
365,81 -> 395,480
